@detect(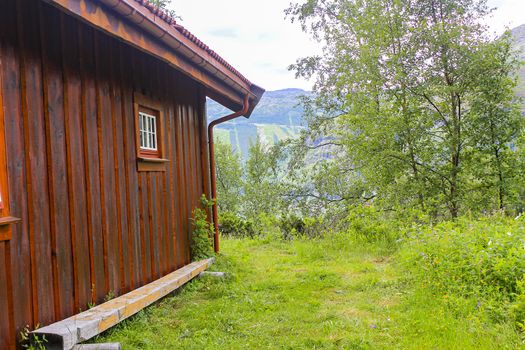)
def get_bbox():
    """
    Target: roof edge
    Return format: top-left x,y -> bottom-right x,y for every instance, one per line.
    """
103,0 -> 264,107
44,0 -> 265,112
